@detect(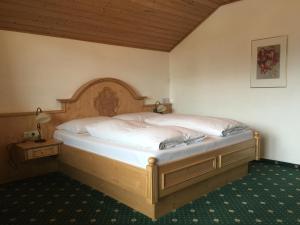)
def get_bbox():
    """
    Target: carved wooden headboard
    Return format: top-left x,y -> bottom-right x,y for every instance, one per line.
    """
48,77 -> 170,137
57,77 -> 146,117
